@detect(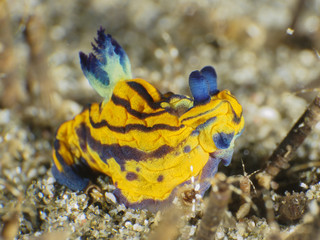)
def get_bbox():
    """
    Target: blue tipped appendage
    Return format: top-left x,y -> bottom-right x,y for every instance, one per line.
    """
188,66 -> 219,105
189,71 -> 210,105
200,66 -> 218,95
213,132 -> 234,150
79,27 -> 132,100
